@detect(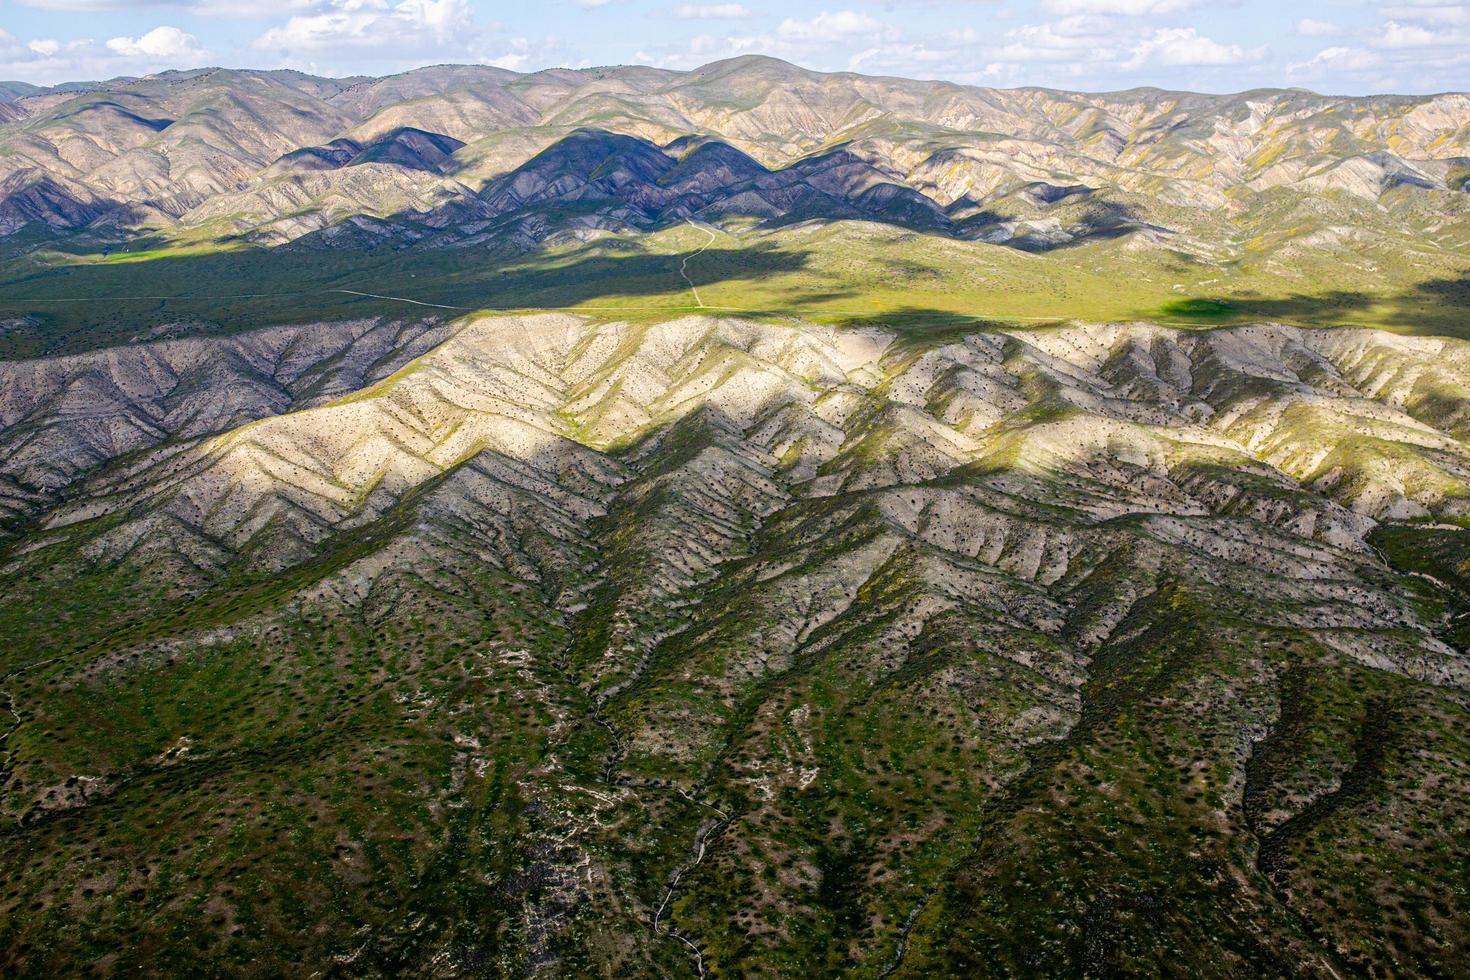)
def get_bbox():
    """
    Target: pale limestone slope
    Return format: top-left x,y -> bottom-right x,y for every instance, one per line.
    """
3,60 -> 1470,243
5,314 -> 1468,710
18,314 -> 1470,543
